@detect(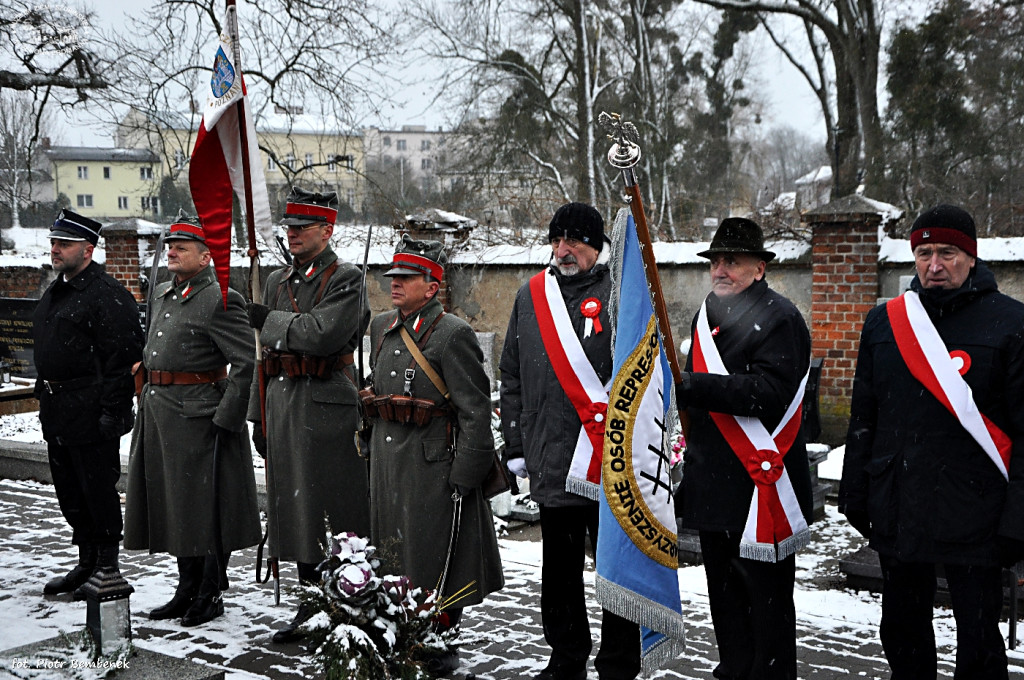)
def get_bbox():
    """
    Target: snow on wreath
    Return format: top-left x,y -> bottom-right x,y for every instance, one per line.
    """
298,529 -> 475,679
